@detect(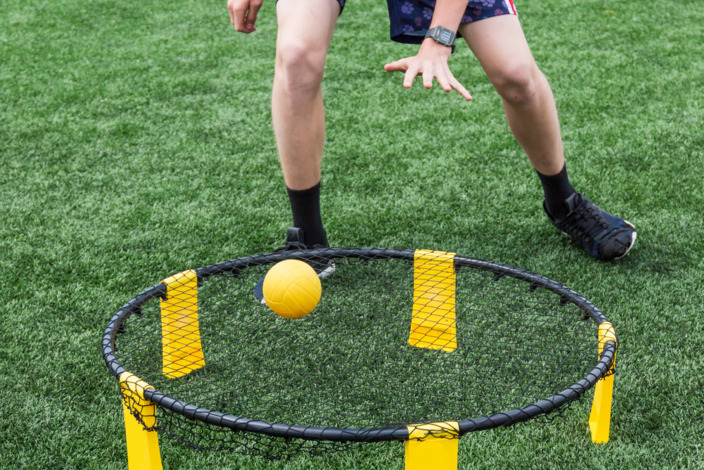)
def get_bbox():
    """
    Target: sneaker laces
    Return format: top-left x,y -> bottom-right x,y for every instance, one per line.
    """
562,197 -> 612,244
